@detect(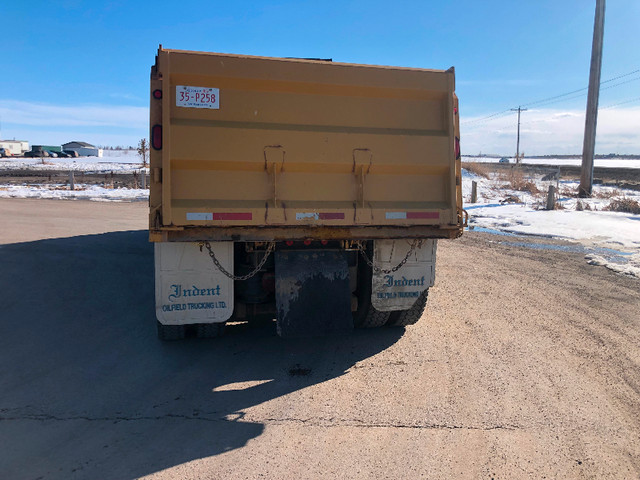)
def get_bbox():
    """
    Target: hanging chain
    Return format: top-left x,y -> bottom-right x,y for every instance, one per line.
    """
199,241 -> 276,281
356,239 -> 422,274
200,239 -> 420,279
